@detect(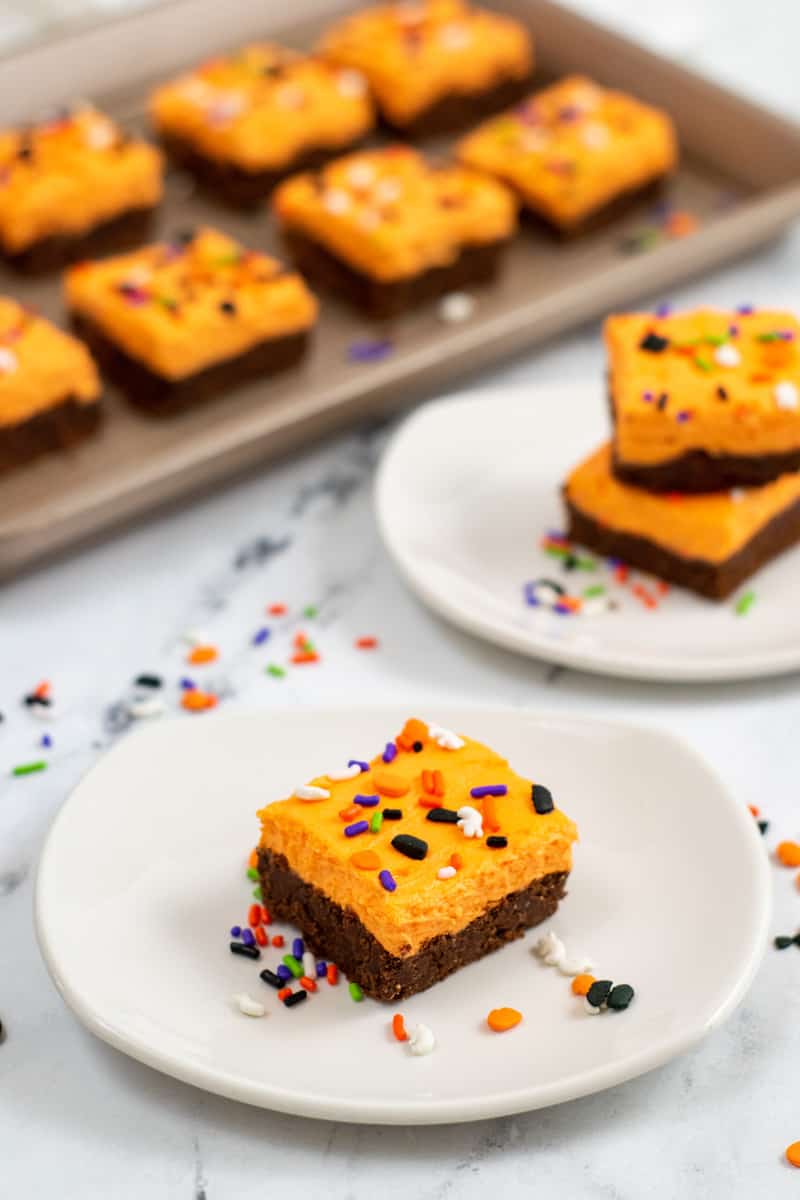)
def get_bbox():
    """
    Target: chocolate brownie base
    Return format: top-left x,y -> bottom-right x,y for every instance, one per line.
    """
258,847 -> 568,1001
4,206 -> 156,274
565,493 -> 800,600
612,446 -> 800,493
523,175 -> 669,241
0,396 -> 101,473
70,314 -> 310,416
283,230 -> 509,320
159,133 -> 366,208
387,74 -> 534,139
